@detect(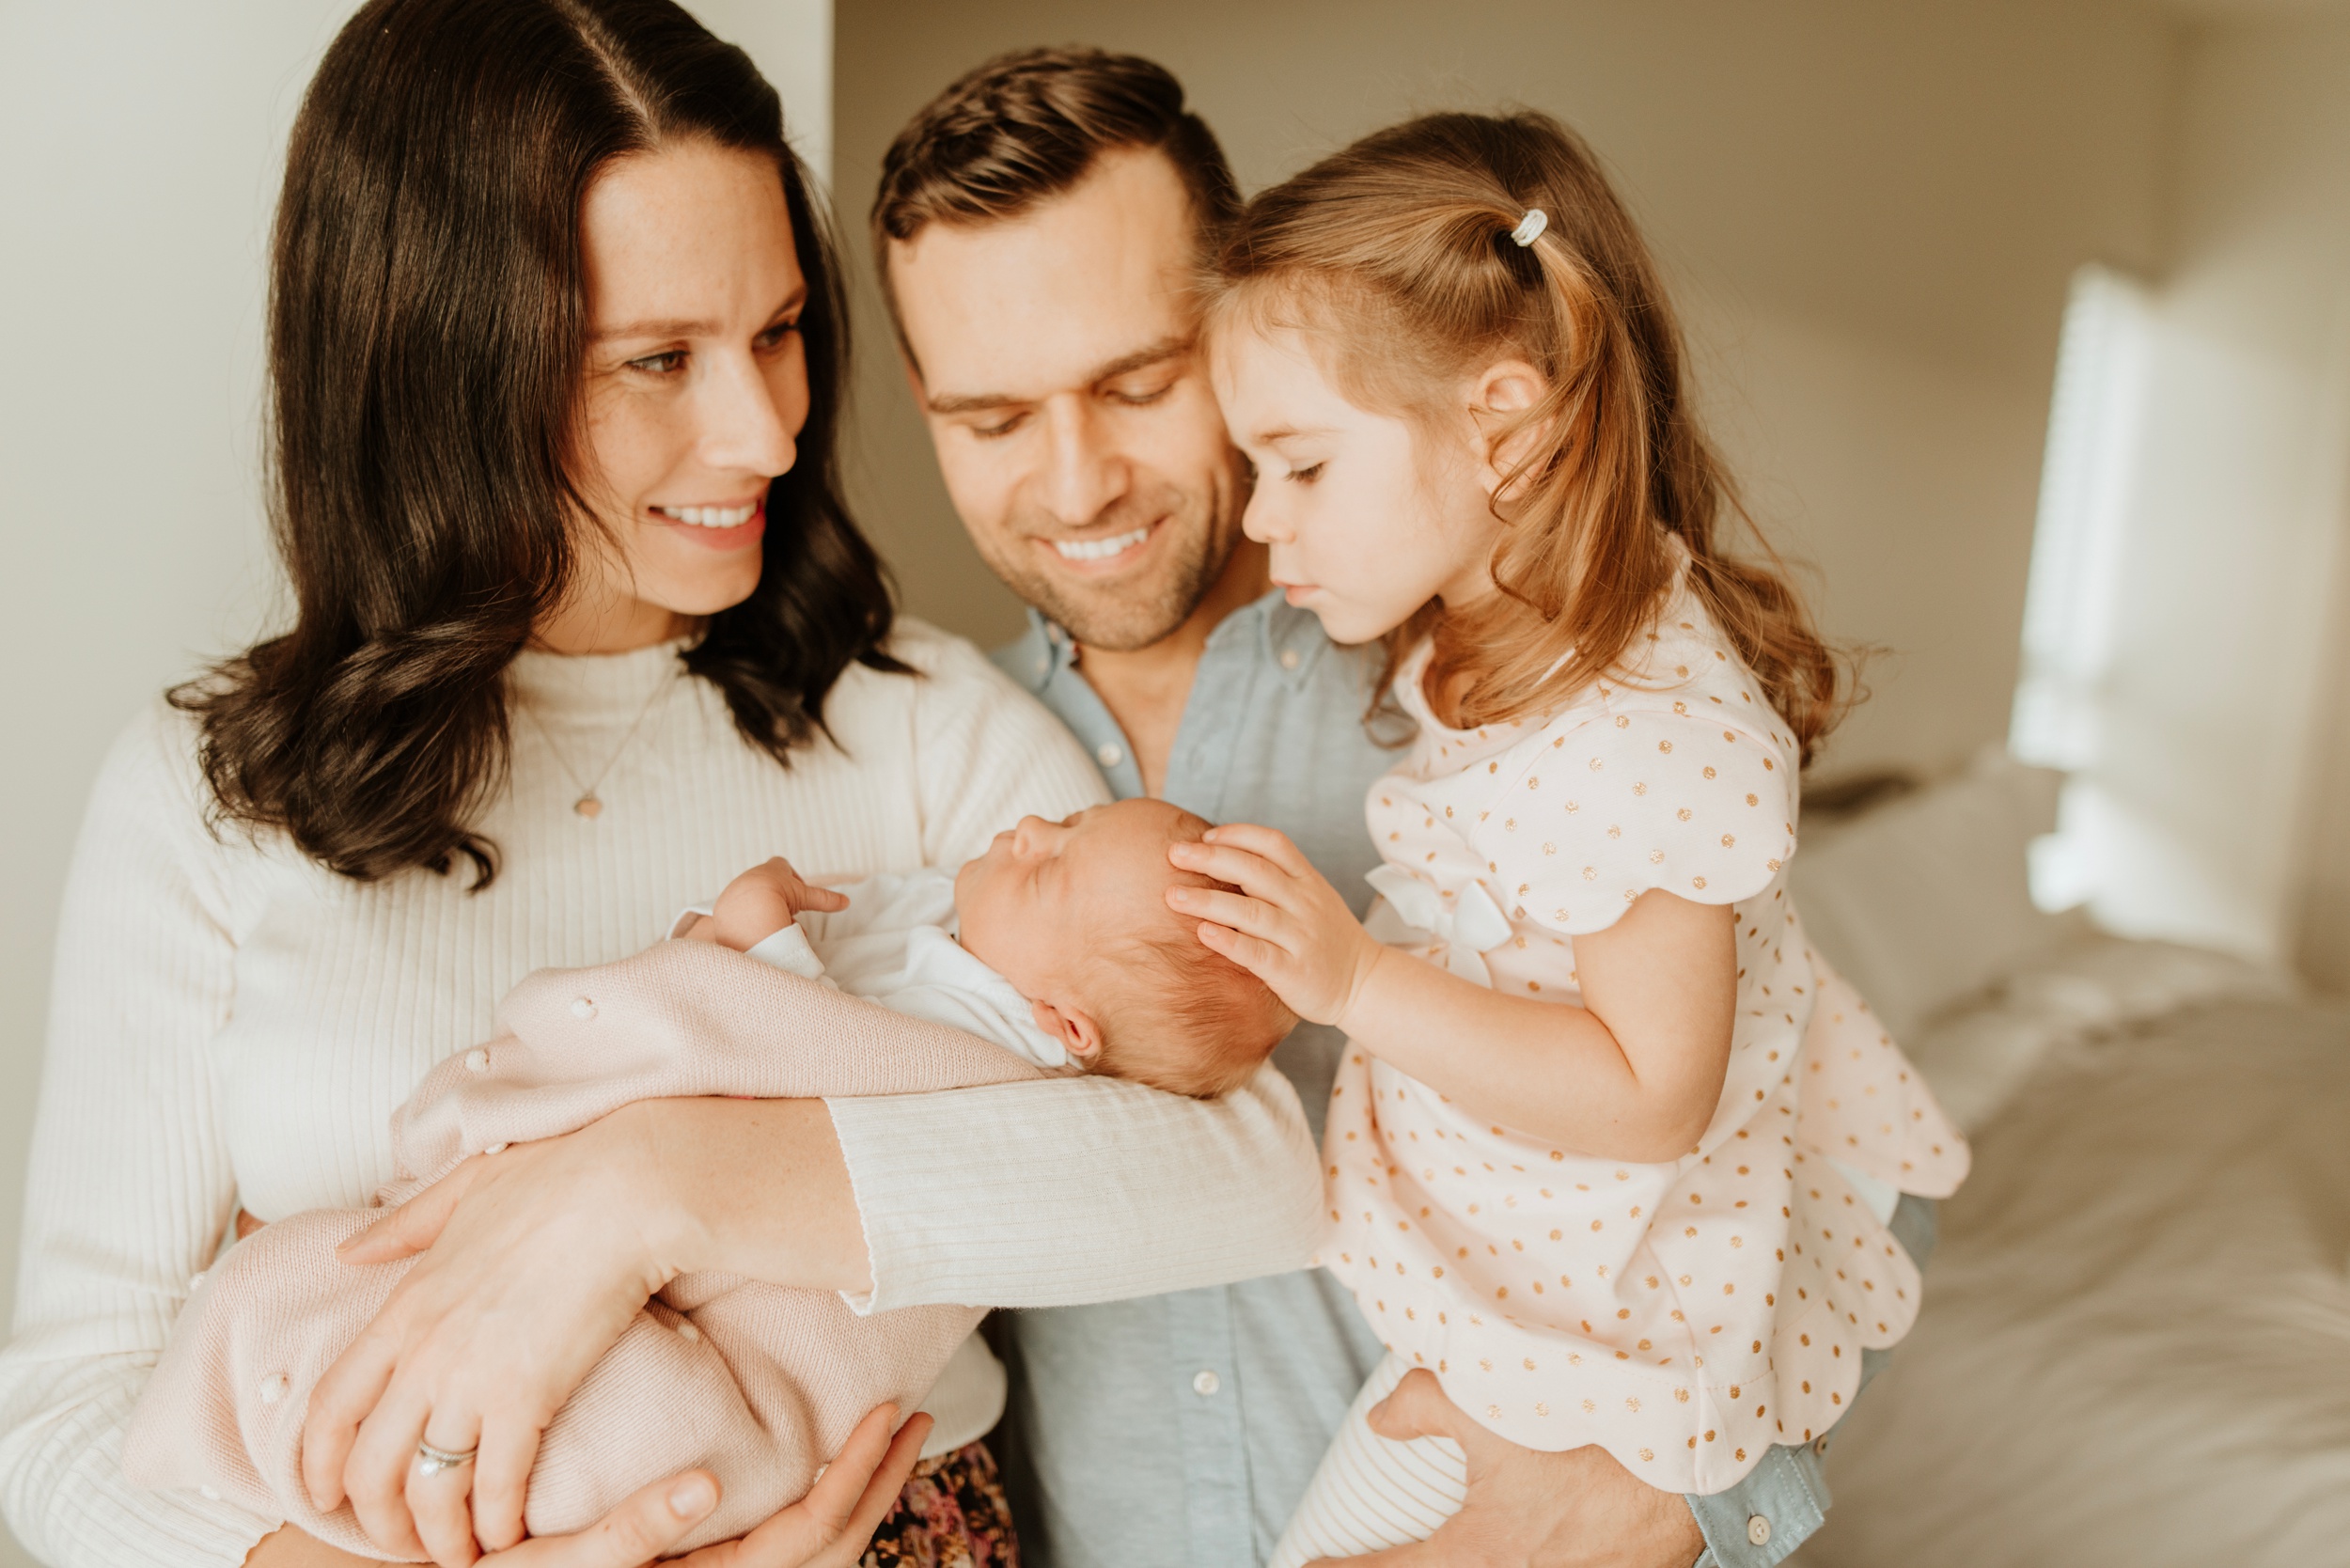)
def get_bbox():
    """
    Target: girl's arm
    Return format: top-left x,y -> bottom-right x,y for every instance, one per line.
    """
1169,823 -> 1737,1164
